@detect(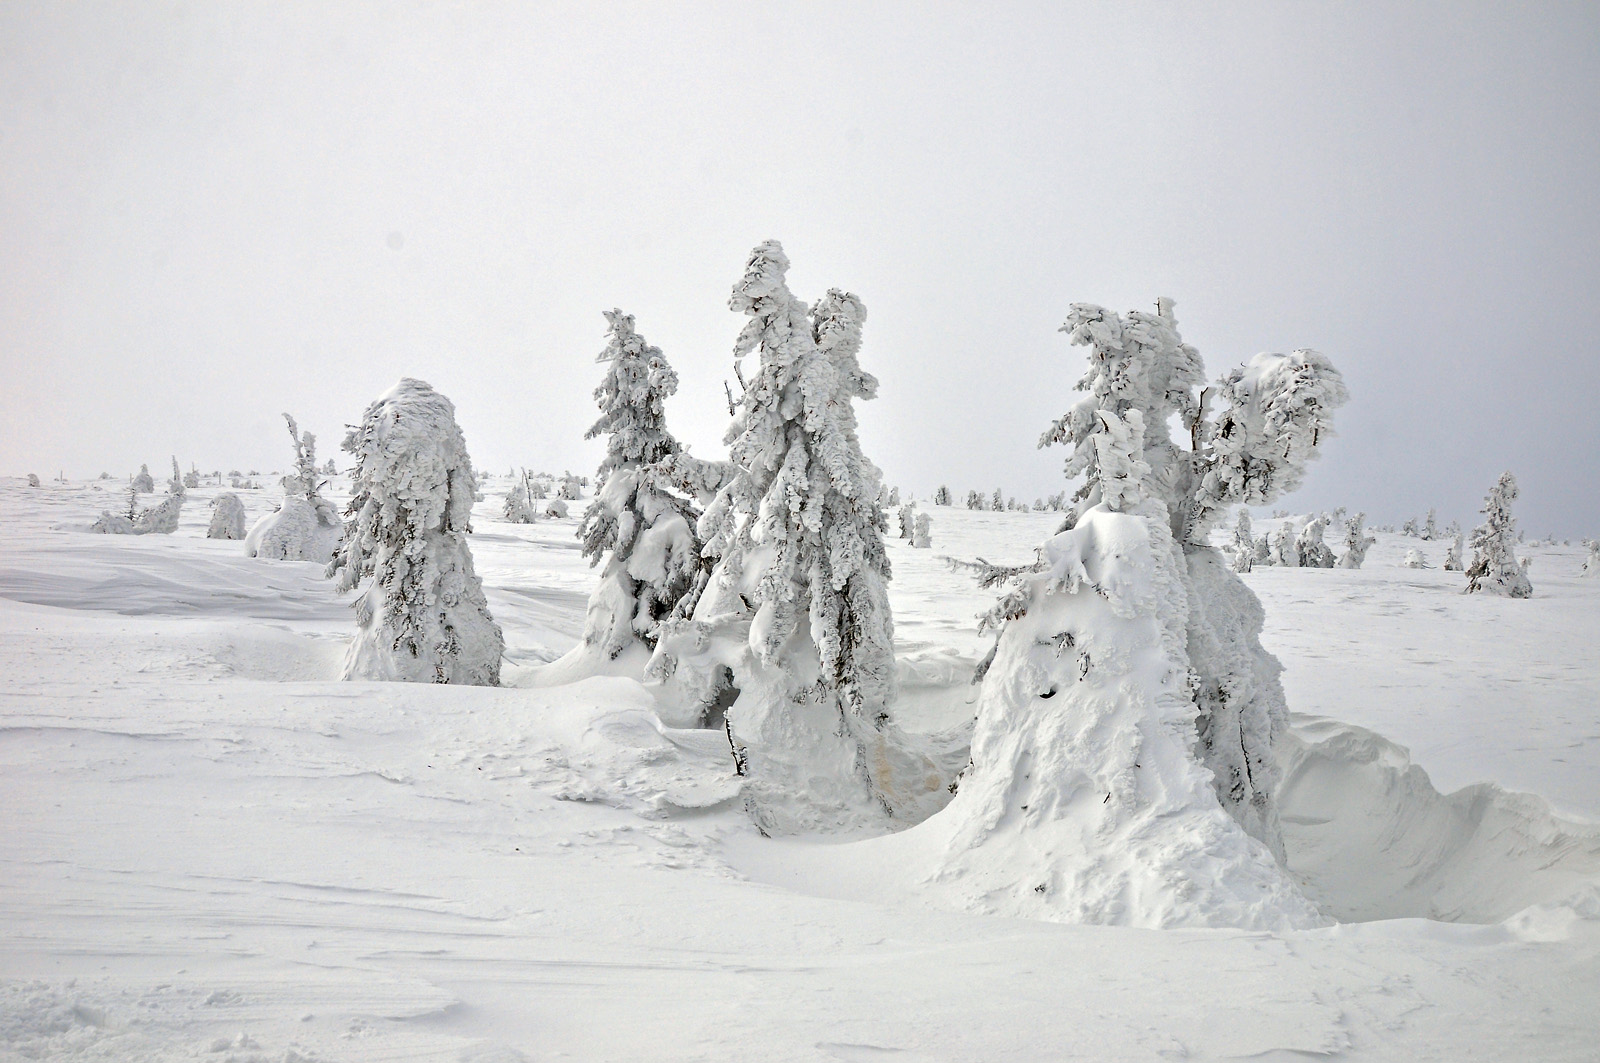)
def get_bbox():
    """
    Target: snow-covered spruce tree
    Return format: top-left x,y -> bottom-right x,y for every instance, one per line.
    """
91,484 -> 141,533
992,488 -> 1004,510
183,464 -> 201,490
648,243 -> 924,831
1271,521 -> 1299,567
554,310 -> 705,679
323,458 -> 337,476
132,457 -> 185,533
328,379 -> 503,685
887,486 -> 900,506
1338,512 -> 1374,568
543,498 -> 569,519
132,464 -> 154,493
1403,548 -> 1430,569
501,468 -> 538,524
1464,471 -> 1532,598
1422,509 -> 1437,541
1581,539 -> 1599,576
26,473 -> 39,487
965,489 -> 984,510
246,415 -> 344,563
1443,531 -> 1464,571
928,298 -> 1345,928
1402,516 -> 1419,537
1295,517 -> 1335,568
912,512 -> 931,548
557,473 -> 583,501
208,492 -> 247,539
933,485 -> 951,506
897,502 -> 916,539
1230,508 -> 1254,573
